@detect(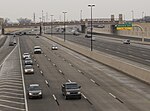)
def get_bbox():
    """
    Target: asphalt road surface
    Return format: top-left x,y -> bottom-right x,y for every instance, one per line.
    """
17,34 -> 150,111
